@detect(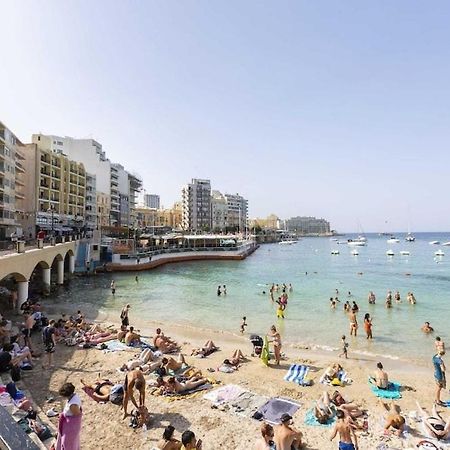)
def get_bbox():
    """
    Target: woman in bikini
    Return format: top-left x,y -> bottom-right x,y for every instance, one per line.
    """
269,326 -> 282,365
363,313 -> 373,339
416,401 -> 450,440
